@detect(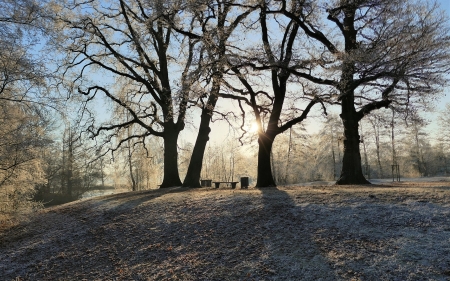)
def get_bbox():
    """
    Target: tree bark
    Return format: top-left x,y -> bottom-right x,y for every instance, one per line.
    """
182,99 -> 216,187
336,110 -> 370,185
127,128 -> 137,191
360,124 -> 369,177
391,108 -> 397,166
335,8 -> 370,185
284,127 -> 292,184
256,133 -> 276,187
371,119 -> 383,178
159,123 -> 183,188
376,140 -> 383,178
128,146 -> 136,191
336,72 -> 370,185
